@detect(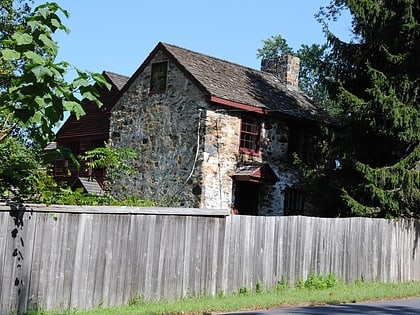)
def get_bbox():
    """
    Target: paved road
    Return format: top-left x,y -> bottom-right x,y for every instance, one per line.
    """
217,298 -> 420,314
